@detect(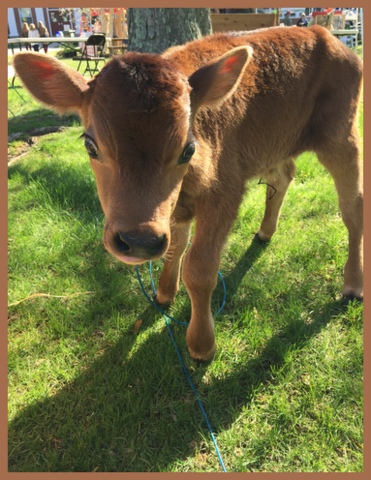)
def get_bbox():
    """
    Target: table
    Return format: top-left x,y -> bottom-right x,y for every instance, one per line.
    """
8,36 -> 119,55
330,29 -> 359,48
8,36 -> 92,54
